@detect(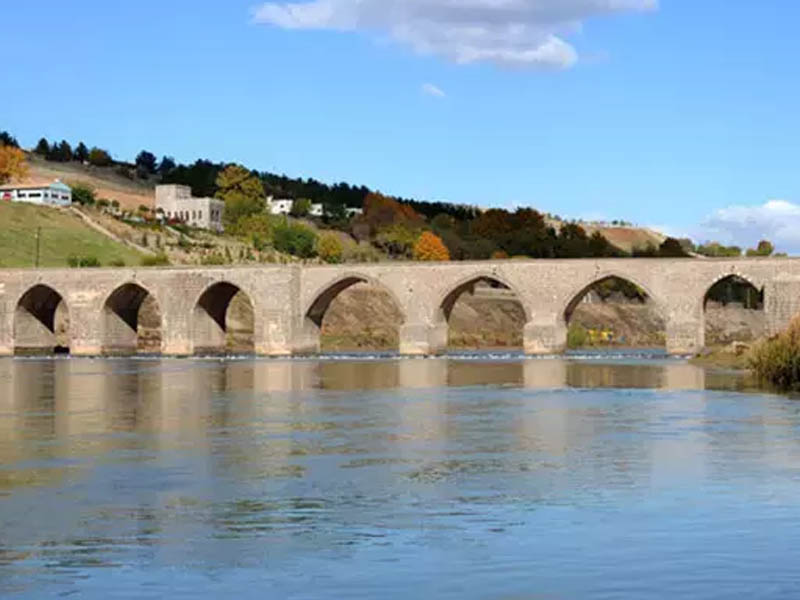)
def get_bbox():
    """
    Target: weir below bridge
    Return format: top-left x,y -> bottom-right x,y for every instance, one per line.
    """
2,258 -> 800,357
